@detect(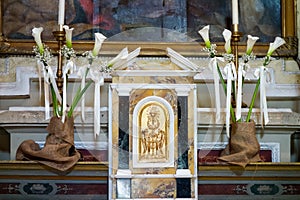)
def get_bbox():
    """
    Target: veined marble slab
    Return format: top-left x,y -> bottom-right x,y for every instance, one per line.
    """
0,107 -> 298,126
